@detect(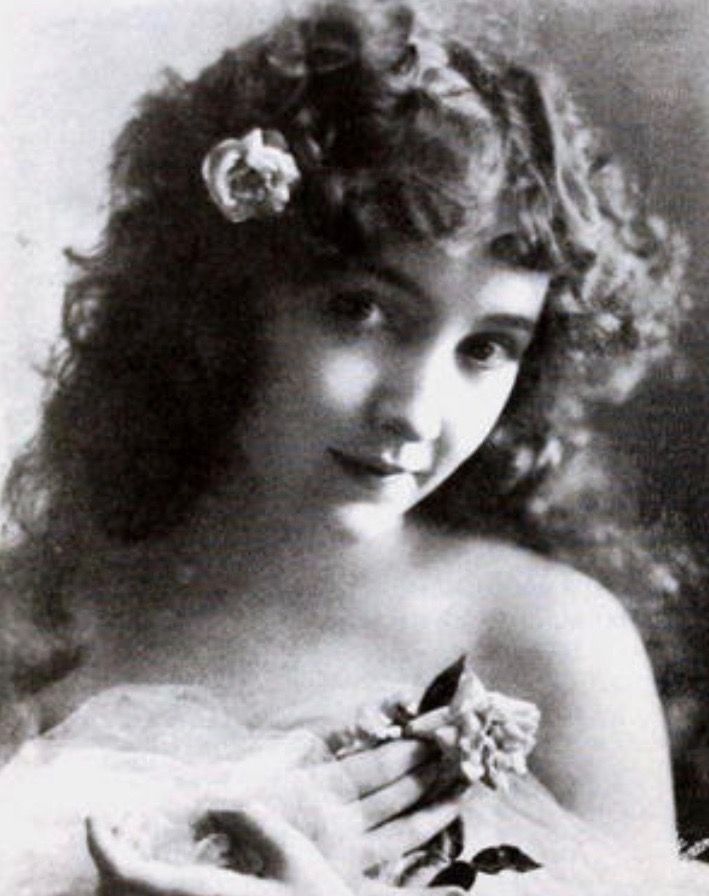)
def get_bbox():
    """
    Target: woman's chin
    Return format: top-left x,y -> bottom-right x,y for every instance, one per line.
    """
328,501 -> 407,543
